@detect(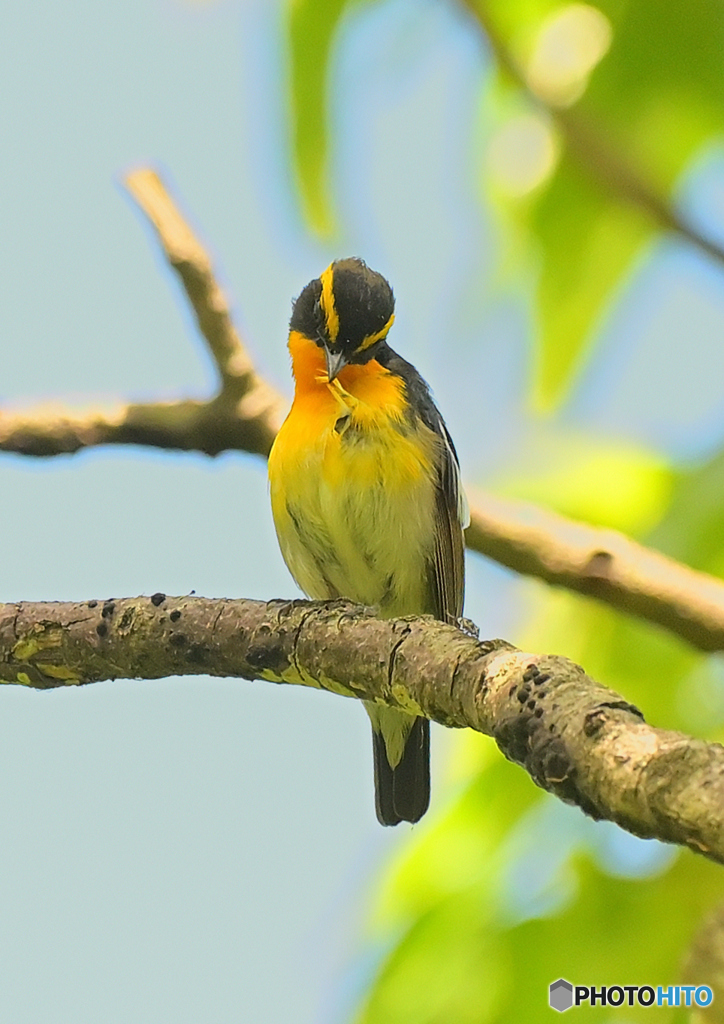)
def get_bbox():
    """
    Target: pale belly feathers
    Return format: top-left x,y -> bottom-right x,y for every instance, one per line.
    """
270,409 -> 440,617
